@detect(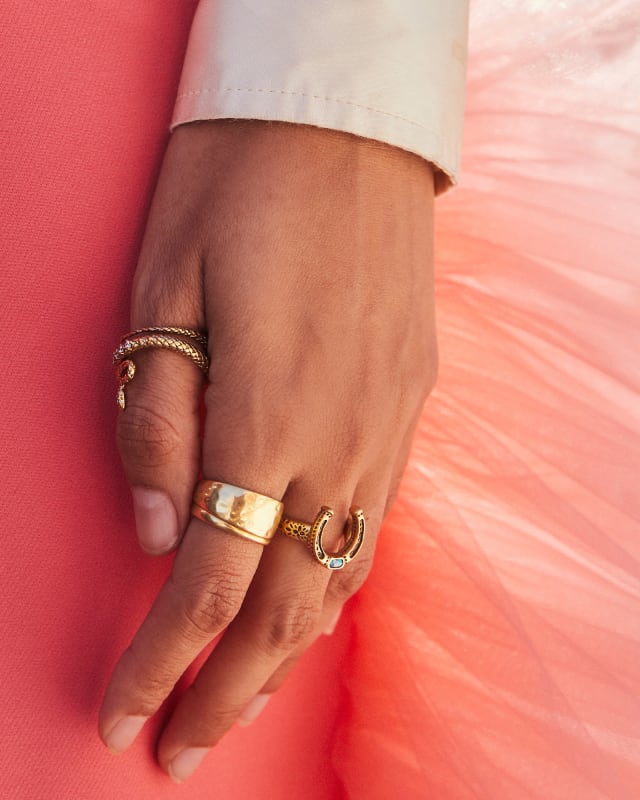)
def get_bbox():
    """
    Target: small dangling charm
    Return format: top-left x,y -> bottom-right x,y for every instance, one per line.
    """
116,359 -> 135,410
